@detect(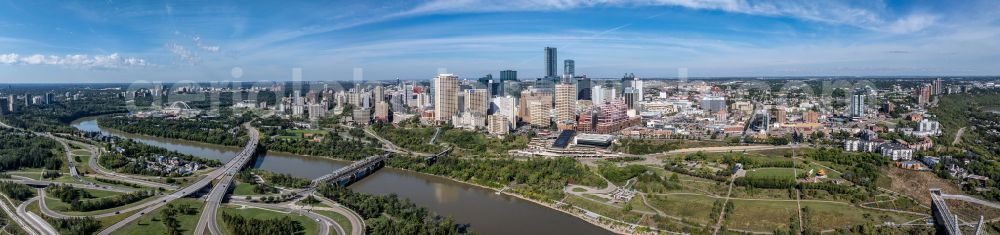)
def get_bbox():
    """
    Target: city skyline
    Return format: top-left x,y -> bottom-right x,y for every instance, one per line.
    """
2,0 -> 1000,83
